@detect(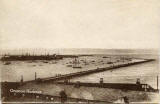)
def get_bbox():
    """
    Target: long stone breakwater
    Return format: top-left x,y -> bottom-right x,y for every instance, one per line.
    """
28,59 -> 155,83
